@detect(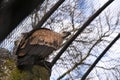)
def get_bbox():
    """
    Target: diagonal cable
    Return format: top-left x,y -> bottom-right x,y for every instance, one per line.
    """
35,0 -> 65,29
51,0 -> 114,67
22,0 -> 65,41
81,33 -> 120,80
